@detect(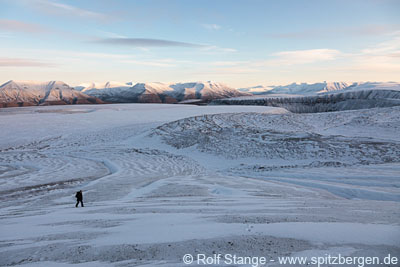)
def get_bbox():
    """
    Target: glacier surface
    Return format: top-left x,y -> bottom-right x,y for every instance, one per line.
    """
0,104 -> 399,266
